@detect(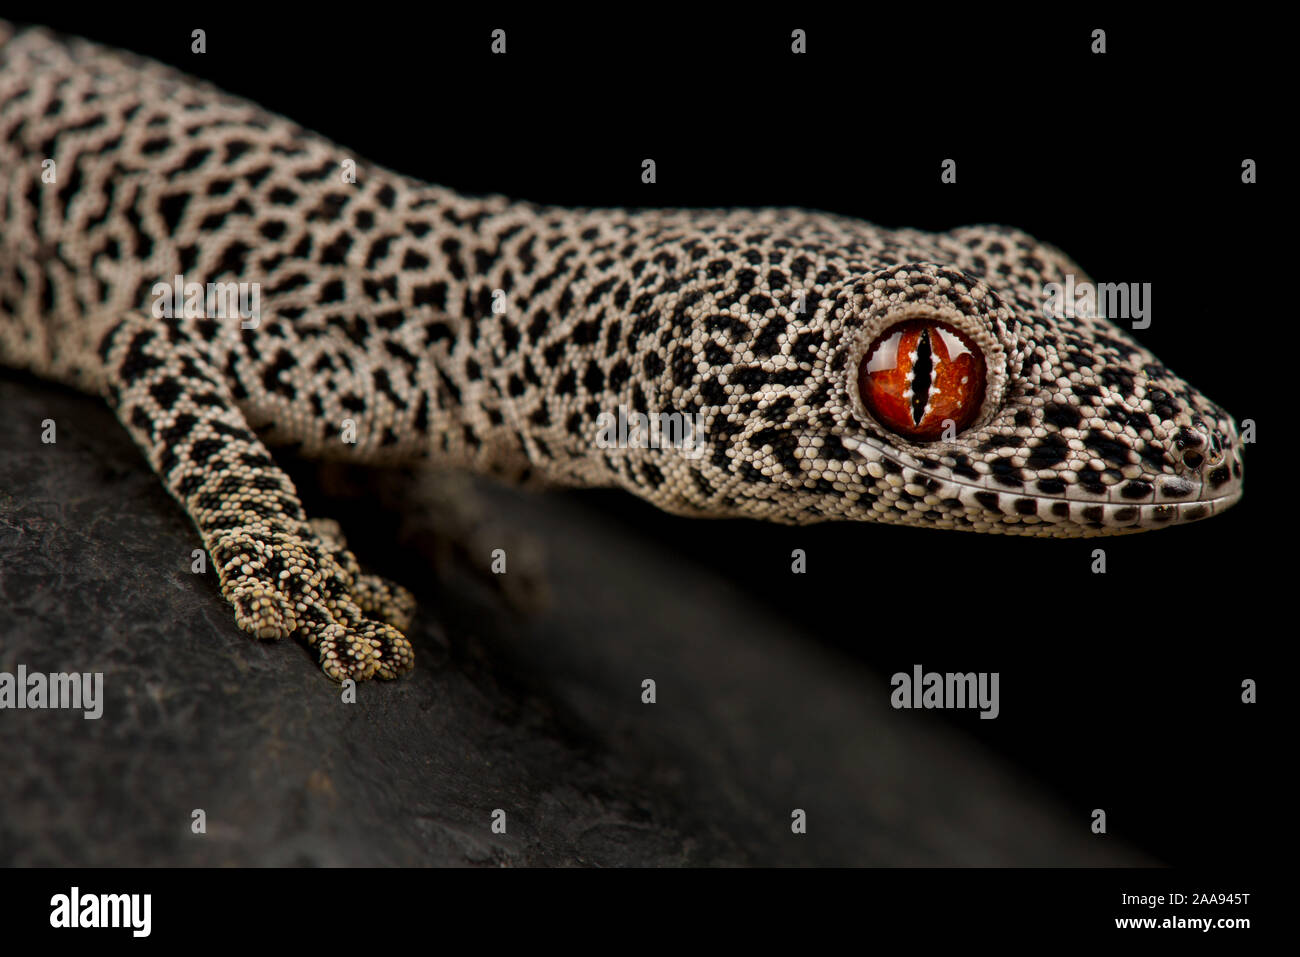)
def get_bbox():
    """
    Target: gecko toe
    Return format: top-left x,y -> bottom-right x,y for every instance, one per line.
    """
227,580 -> 297,639
351,573 -> 417,630
310,616 -> 414,682
355,619 -> 415,680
